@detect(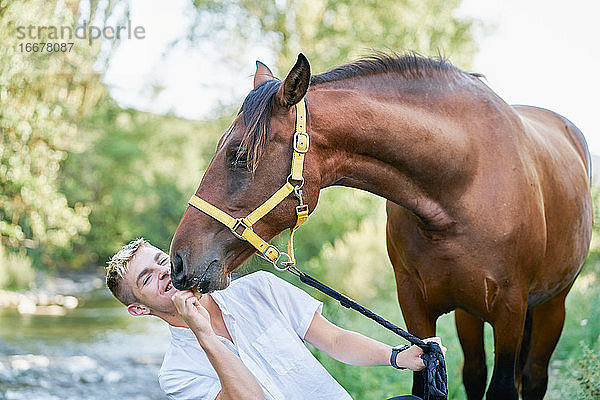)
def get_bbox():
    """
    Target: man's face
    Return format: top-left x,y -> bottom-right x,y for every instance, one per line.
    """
124,244 -> 178,315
